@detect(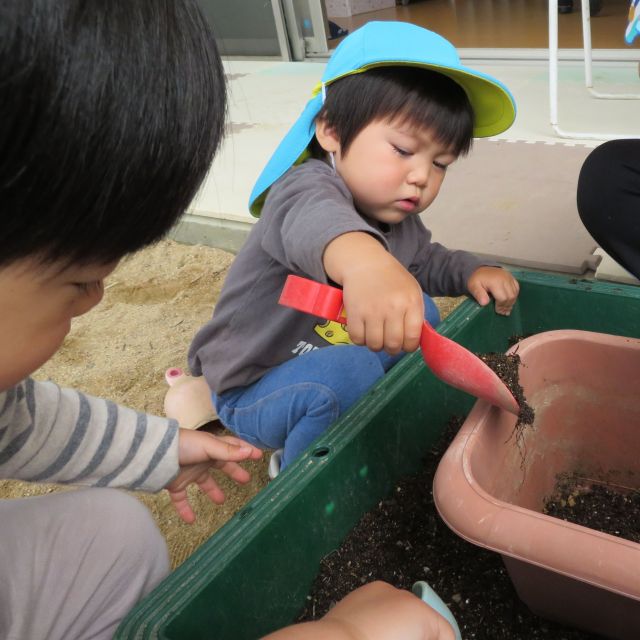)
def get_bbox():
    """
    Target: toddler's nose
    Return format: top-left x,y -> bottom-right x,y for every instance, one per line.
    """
407,165 -> 429,186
